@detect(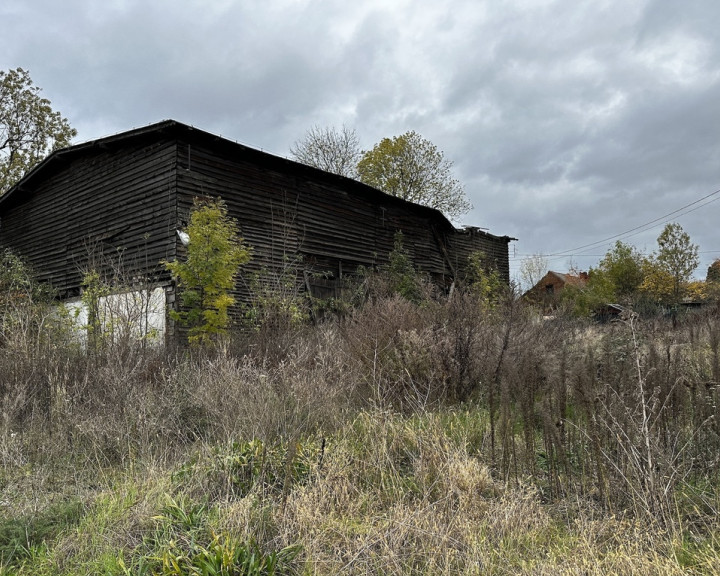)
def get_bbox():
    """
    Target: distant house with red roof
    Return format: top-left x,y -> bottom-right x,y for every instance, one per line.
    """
523,270 -> 588,312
